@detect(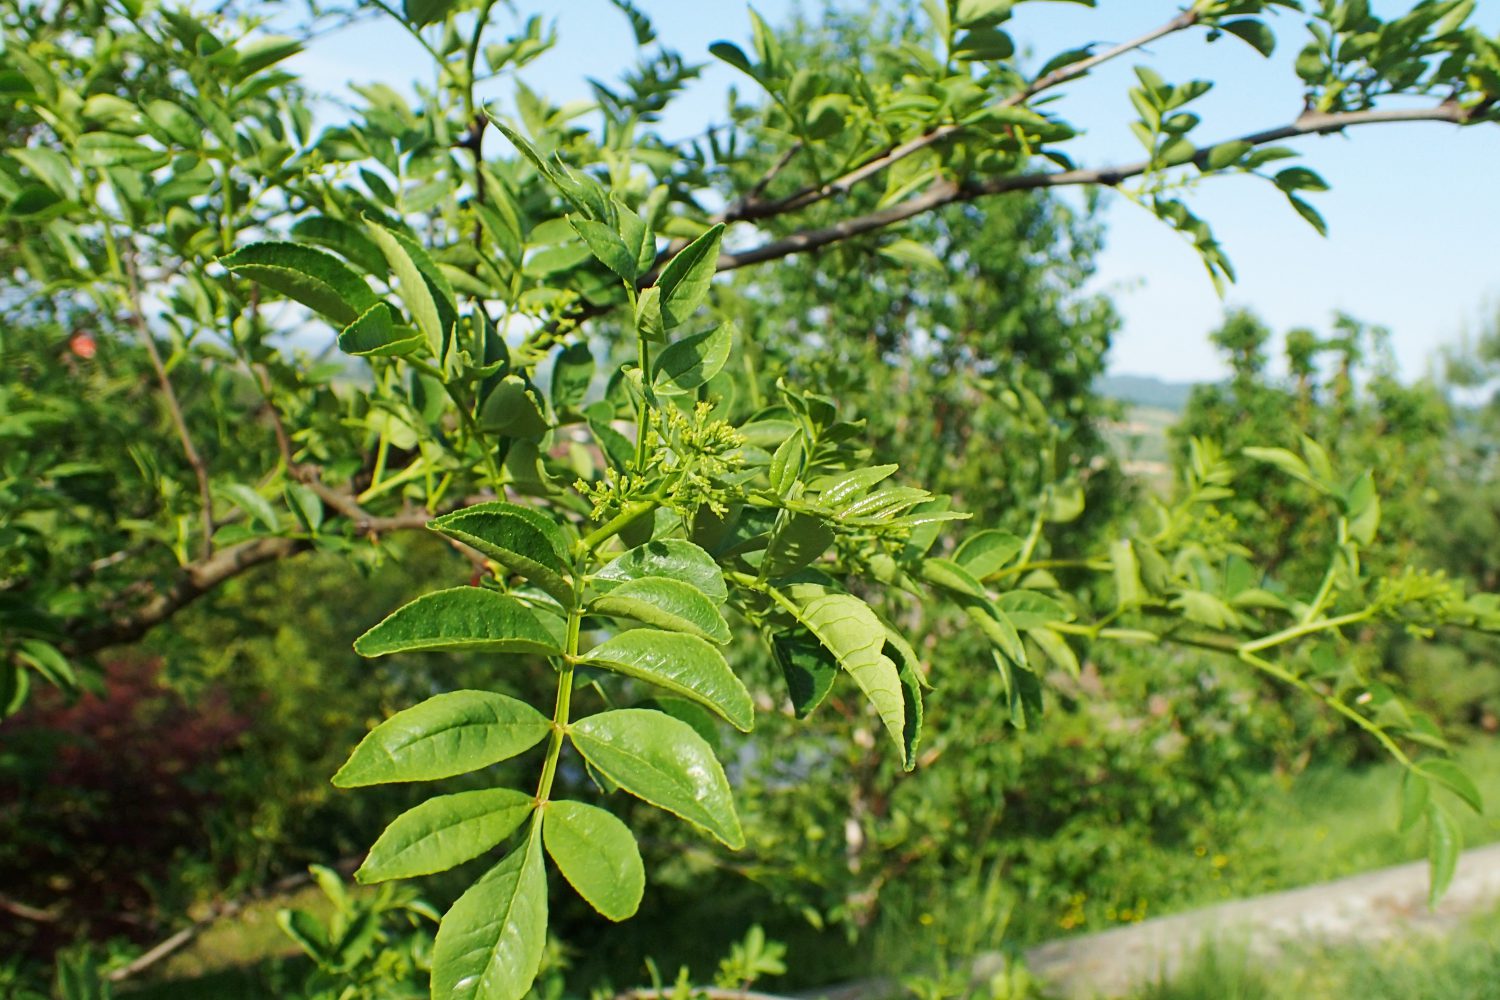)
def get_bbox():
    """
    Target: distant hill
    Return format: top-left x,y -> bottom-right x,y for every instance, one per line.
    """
1095,374 -> 1203,413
